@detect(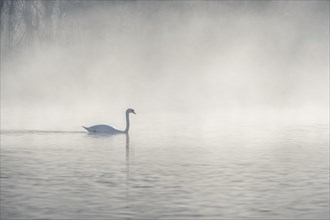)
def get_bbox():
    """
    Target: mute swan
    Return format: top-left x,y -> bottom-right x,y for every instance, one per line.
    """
82,108 -> 136,134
